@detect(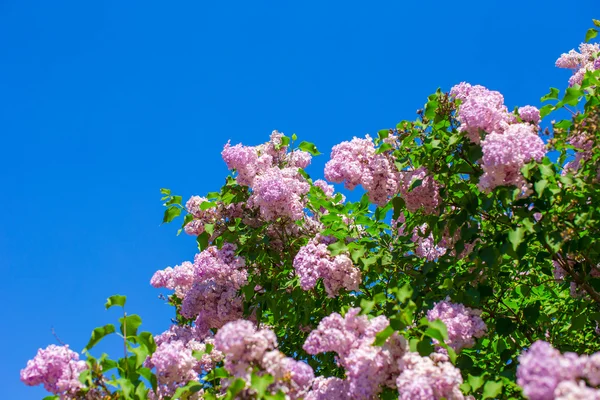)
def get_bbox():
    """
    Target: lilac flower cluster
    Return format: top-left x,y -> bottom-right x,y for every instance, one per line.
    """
247,166 -> 310,221
215,320 -> 314,399
20,344 -> 87,398
151,243 -> 248,331
293,237 -> 361,297
399,167 -> 441,215
517,341 -> 600,400
518,105 -> 542,125
450,83 -> 511,143
478,123 -> 546,193
555,42 -> 600,86
324,135 -> 400,206
426,299 -> 487,352
396,352 -> 469,400
303,308 -> 408,399
147,324 -> 222,399
451,82 -> 548,194
222,131 -> 312,221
